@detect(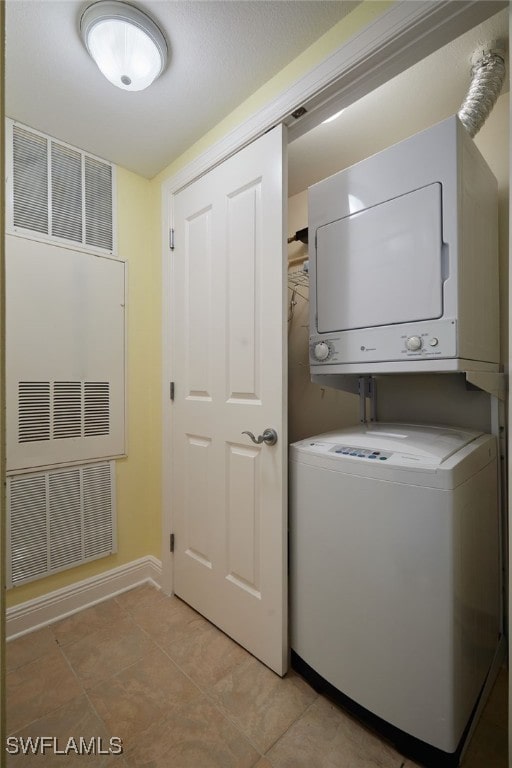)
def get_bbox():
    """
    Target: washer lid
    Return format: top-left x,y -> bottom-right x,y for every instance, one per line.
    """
300,423 -> 482,466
